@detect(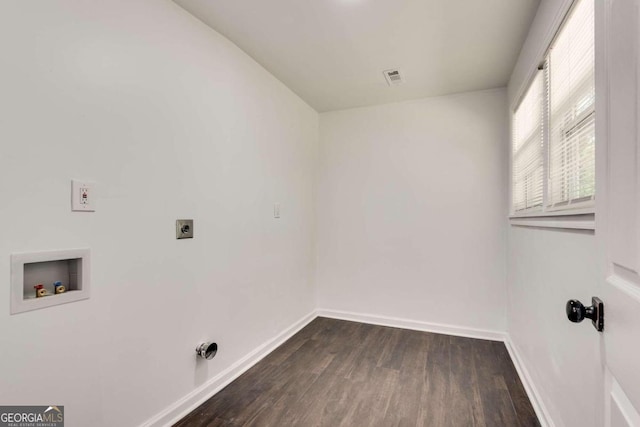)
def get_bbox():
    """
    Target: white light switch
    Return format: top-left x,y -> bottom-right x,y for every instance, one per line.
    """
274,203 -> 280,218
72,180 -> 95,212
